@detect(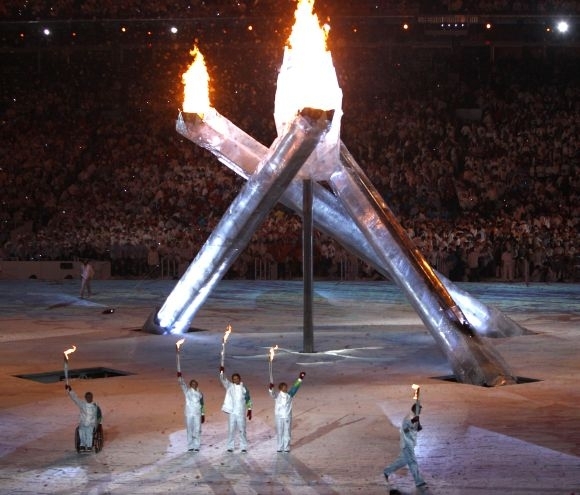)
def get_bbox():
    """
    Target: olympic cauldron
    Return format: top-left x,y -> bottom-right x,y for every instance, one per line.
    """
143,1 -> 524,387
